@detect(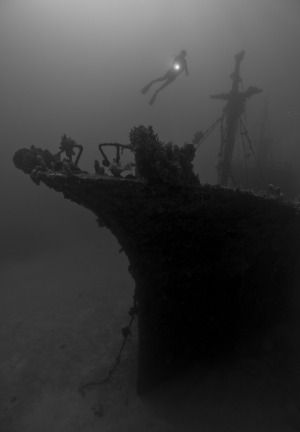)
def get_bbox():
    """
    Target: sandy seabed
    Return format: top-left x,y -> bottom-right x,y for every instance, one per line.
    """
2,240 -> 300,432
